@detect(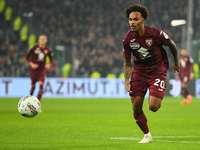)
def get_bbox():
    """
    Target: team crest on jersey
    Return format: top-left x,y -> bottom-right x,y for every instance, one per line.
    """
145,39 -> 153,47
